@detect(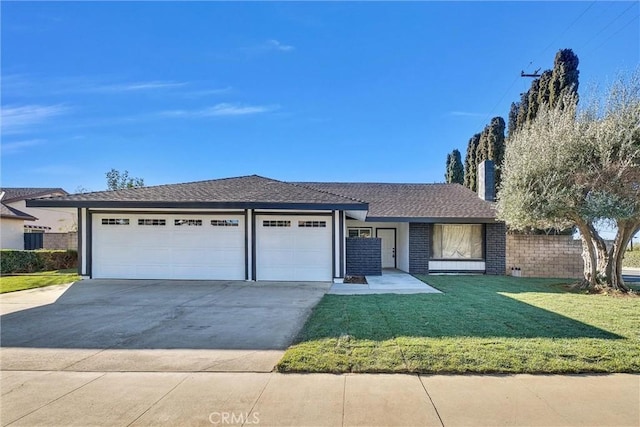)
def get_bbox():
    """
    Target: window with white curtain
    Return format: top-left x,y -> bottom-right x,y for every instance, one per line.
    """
431,224 -> 483,259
